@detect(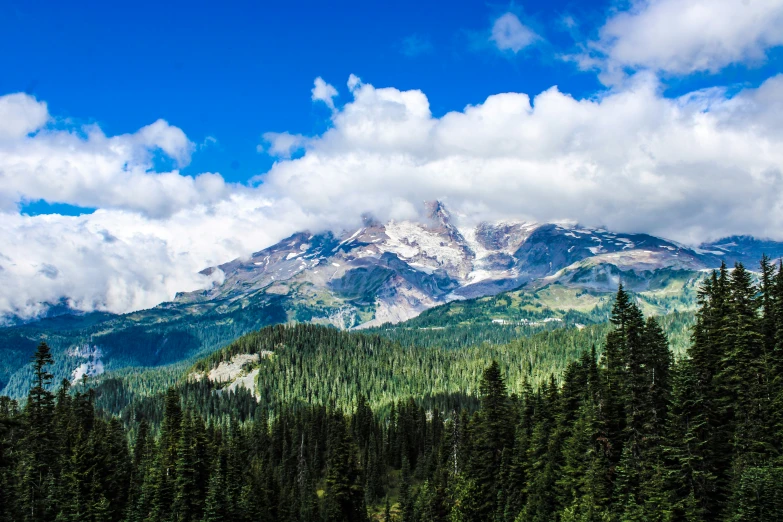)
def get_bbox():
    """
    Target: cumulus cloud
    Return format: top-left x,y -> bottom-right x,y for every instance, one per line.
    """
0,93 -> 49,141
311,77 -> 339,110
260,132 -> 307,158
0,95 -> 228,217
579,0 -> 783,81
261,73 -> 783,245
490,12 -> 538,53
0,195 -> 316,319
4,68 -> 783,318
